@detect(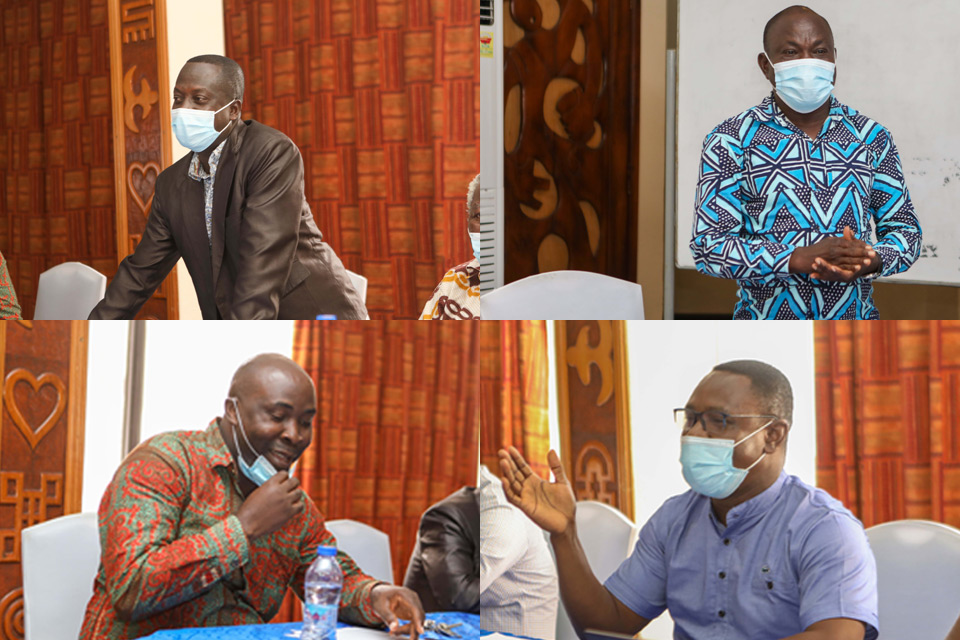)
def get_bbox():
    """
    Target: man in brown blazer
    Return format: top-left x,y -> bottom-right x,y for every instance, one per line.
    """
90,55 -> 366,320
